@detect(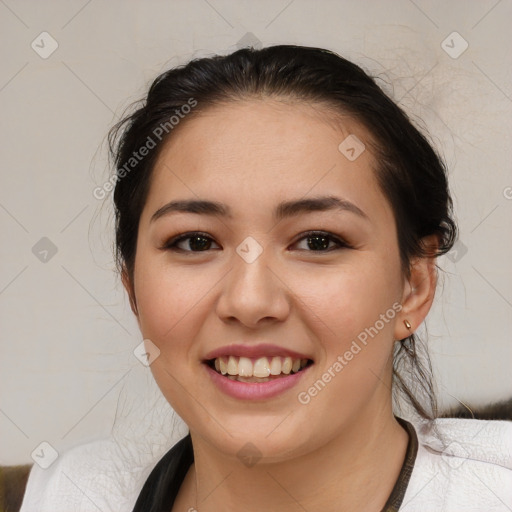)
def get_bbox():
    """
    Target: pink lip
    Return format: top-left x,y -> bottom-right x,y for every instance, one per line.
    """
204,363 -> 311,400
203,343 -> 312,361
